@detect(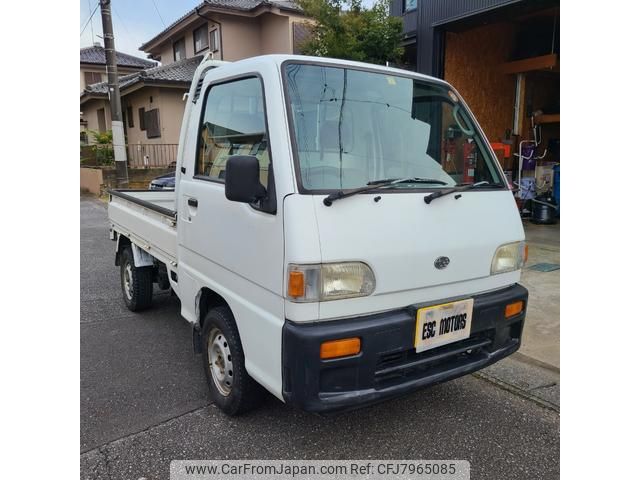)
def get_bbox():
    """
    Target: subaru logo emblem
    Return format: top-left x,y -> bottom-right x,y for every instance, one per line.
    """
434,256 -> 450,269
